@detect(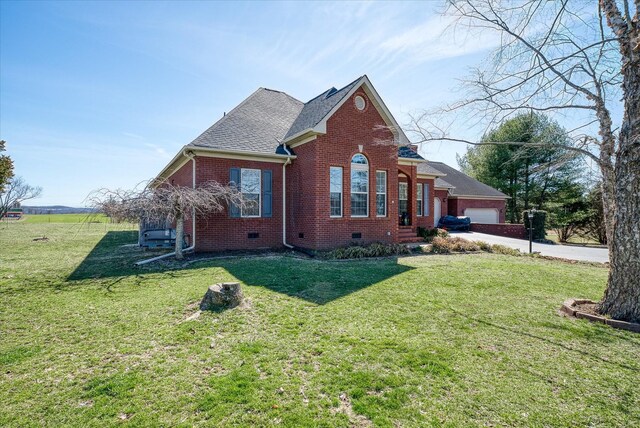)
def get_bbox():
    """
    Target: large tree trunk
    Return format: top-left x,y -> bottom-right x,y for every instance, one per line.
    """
598,4 -> 640,322
601,148 -> 640,322
175,213 -> 184,260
